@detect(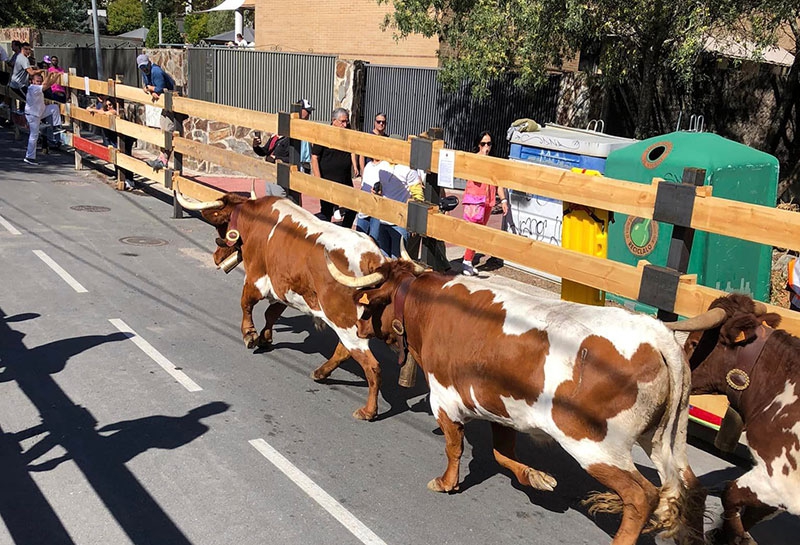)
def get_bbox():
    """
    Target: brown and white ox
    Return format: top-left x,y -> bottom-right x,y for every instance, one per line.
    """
328,259 -> 704,545
666,293 -> 800,544
175,185 -> 387,420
